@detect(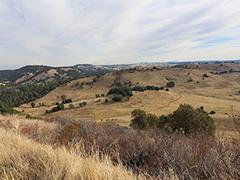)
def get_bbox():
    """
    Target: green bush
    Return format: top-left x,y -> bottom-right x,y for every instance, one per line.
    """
107,86 -> 133,97
132,86 -> 146,92
79,102 -> 87,107
210,110 -> 216,115
159,104 -> 216,136
130,104 -> 216,136
50,103 -> 65,113
202,74 -> 209,78
130,109 -> 159,129
130,109 -> 148,129
145,86 -> 160,91
0,103 -> 16,114
112,94 -> 123,102
166,81 -> 175,88
132,85 -> 160,92
146,113 -> 159,127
